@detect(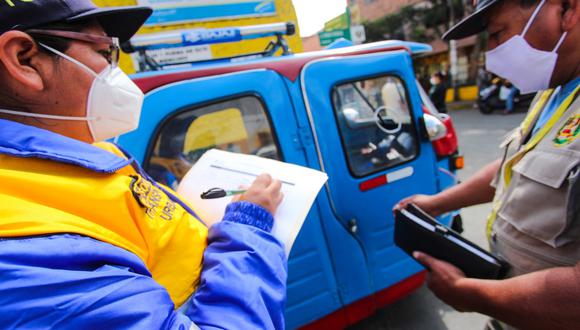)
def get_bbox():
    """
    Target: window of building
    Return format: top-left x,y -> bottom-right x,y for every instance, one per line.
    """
146,96 -> 280,190
332,75 -> 419,177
